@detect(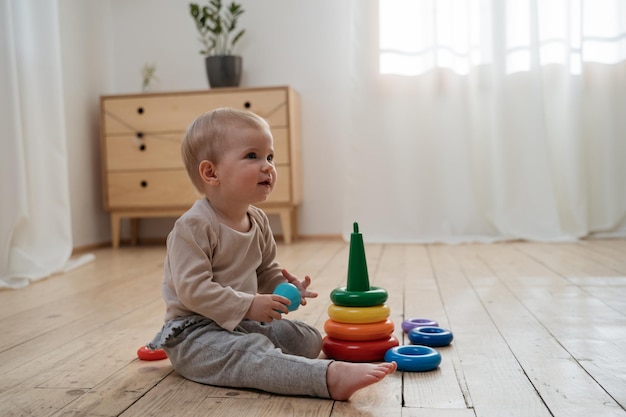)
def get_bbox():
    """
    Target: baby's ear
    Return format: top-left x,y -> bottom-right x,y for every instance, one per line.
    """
198,160 -> 219,185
